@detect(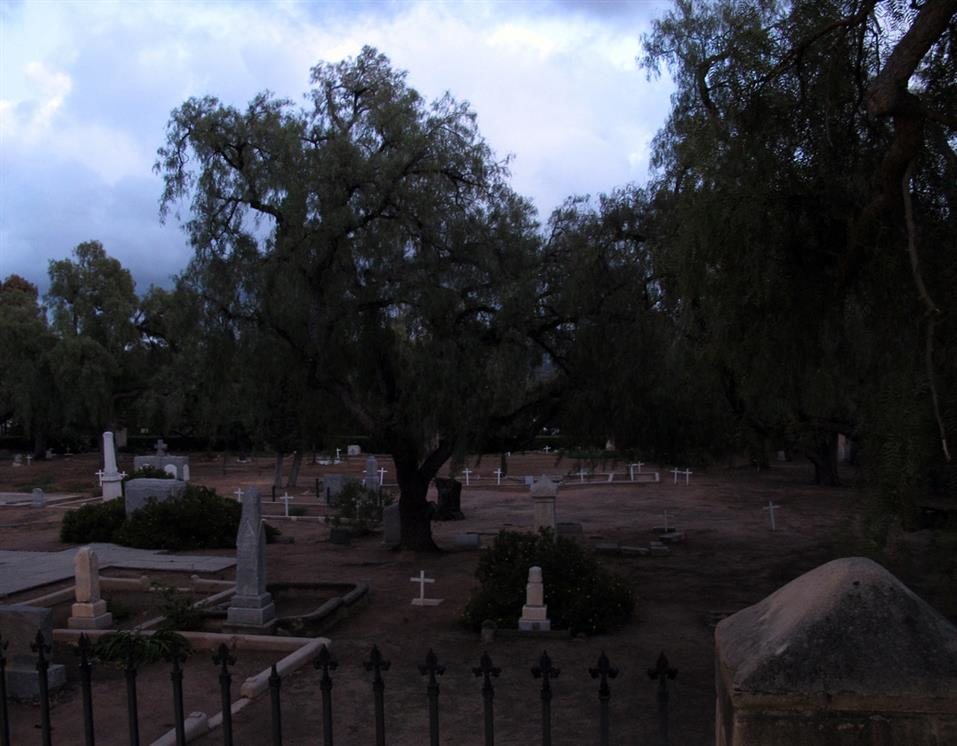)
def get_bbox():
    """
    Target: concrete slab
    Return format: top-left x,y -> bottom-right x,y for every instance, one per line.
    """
0,492 -> 83,506
0,543 -> 235,597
